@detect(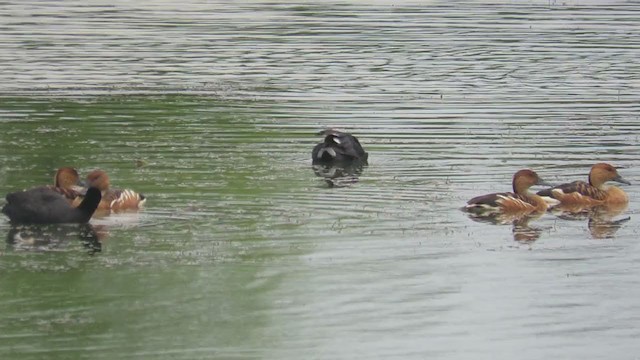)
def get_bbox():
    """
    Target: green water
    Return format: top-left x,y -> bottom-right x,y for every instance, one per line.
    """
2,1 -> 640,359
